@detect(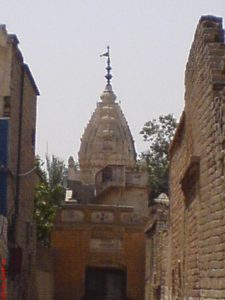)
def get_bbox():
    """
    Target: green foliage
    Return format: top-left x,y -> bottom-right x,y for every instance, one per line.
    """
35,155 -> 47,183
140,114 -> 177,202
34,183 -> 57,245
34,155 -> 66,245
46,154 -> 65,190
